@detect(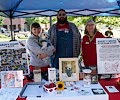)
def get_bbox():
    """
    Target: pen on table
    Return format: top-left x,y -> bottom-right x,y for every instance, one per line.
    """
36,96 -> 41,97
